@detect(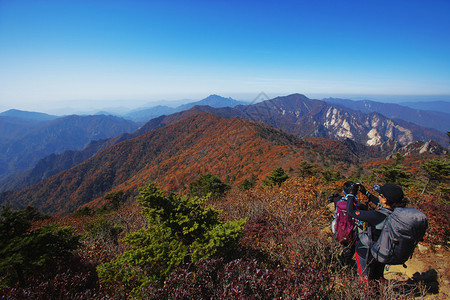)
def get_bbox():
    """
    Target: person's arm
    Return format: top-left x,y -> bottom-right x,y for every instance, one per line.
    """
366,192 -> 380,206
358,184 -> 380,206
355,199 -> 368,211
346,194 -> 385,226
